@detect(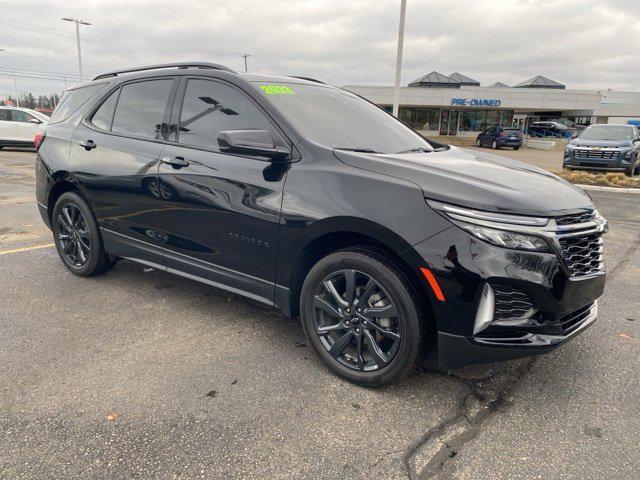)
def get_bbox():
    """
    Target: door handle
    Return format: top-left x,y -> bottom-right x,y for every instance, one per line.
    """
78,140 -> 97,150
162,156 -> 189,168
